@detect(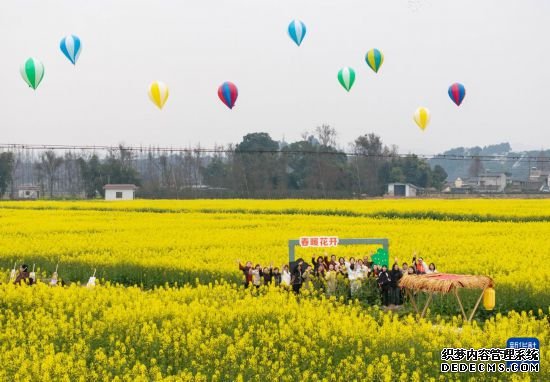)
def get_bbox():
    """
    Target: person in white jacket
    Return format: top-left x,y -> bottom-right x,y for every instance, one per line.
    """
281,264 -> 292,287
426,262 -> 438,274
345,258 -> 362,297
357,259 -> 369,279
